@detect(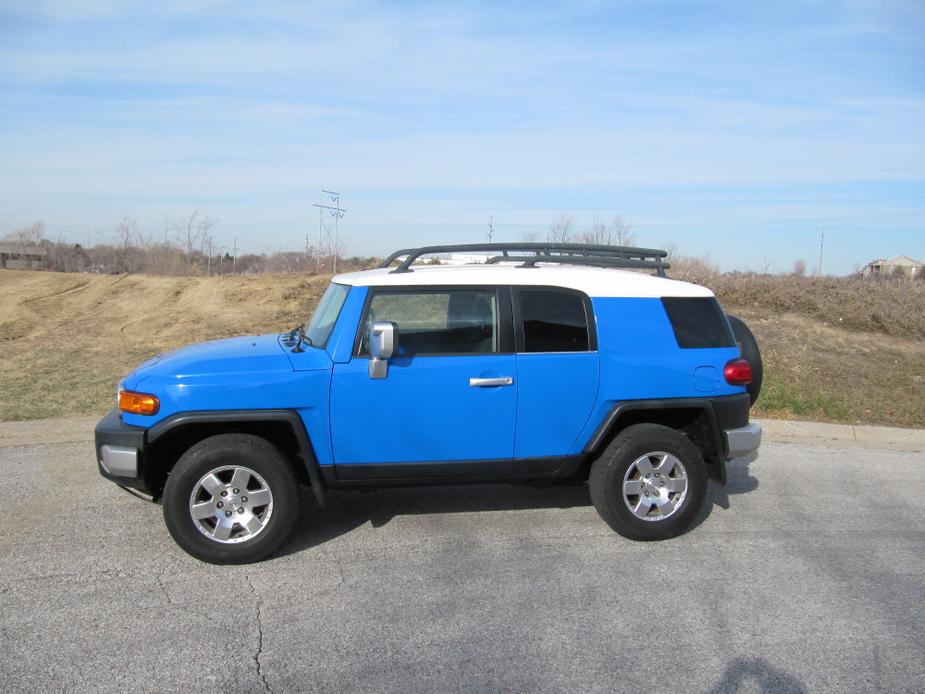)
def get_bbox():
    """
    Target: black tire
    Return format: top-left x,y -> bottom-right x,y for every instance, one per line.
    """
727,314 -> 763,407
589,423 -> 707,541
163,433 -> 299,564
